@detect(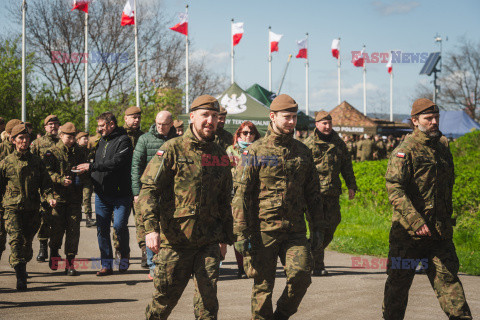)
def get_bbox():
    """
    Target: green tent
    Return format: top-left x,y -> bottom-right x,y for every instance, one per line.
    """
246,83 -> 276,107
296,111 -> 315,130
179,82 -> 271,135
